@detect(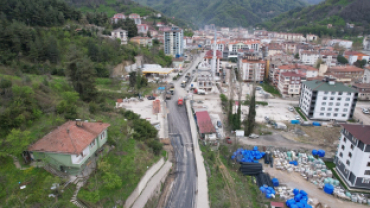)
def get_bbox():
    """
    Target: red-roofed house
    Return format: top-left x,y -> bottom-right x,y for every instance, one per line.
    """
129,13 -> 141,24
278,72 -> 306,98
111,13 -> 126,23
137,24 -> 149,34
195,111 -> 217,143
344,51 -> 370,65
28,120 -> 110,175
